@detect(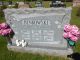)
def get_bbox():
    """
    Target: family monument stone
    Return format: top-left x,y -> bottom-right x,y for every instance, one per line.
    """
4,7 -> 73,56
73,0 -> 80,7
